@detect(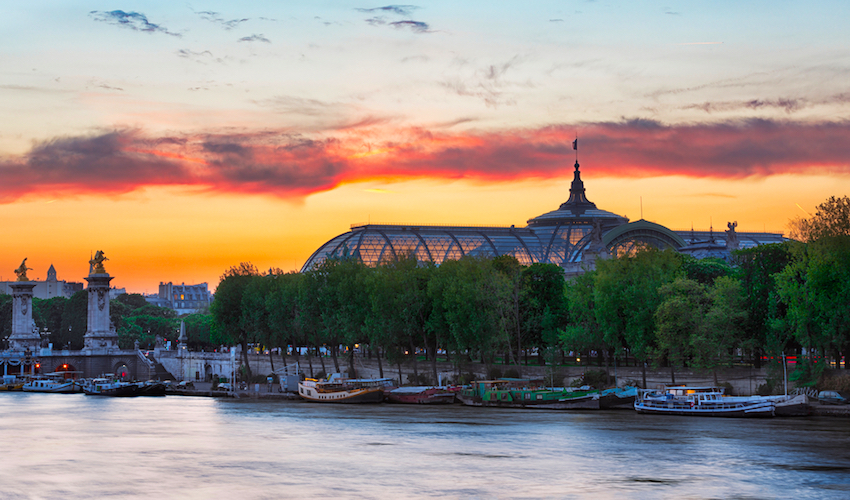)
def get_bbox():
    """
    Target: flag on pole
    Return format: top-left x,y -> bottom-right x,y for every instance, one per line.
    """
572,138 -> 578,150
